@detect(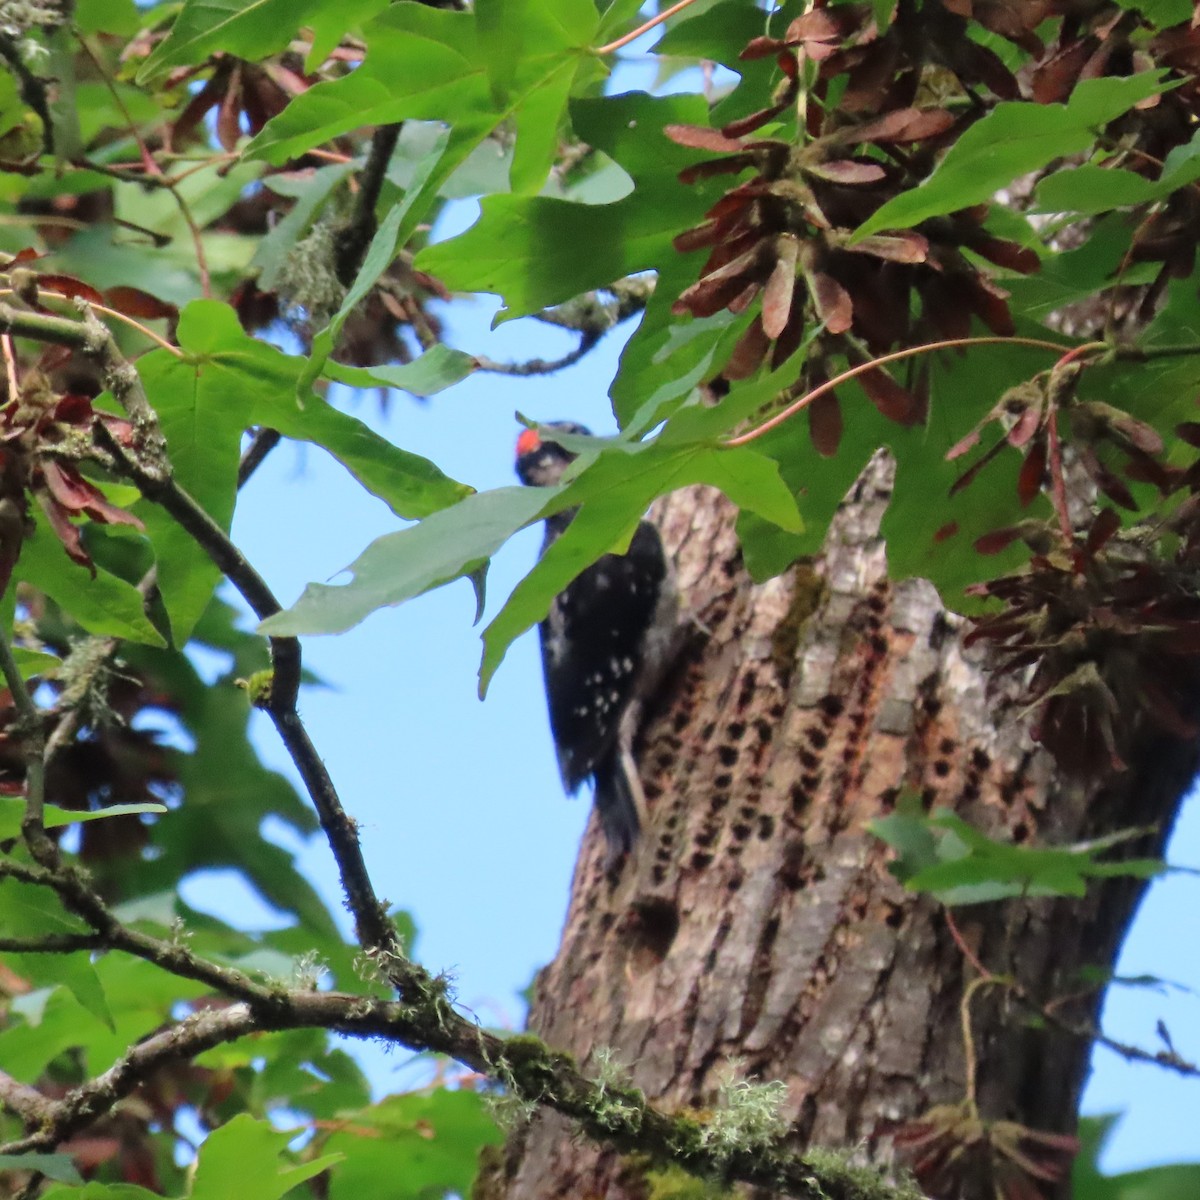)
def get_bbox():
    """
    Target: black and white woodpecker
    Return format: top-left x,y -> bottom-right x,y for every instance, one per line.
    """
516,422 -> 677,866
